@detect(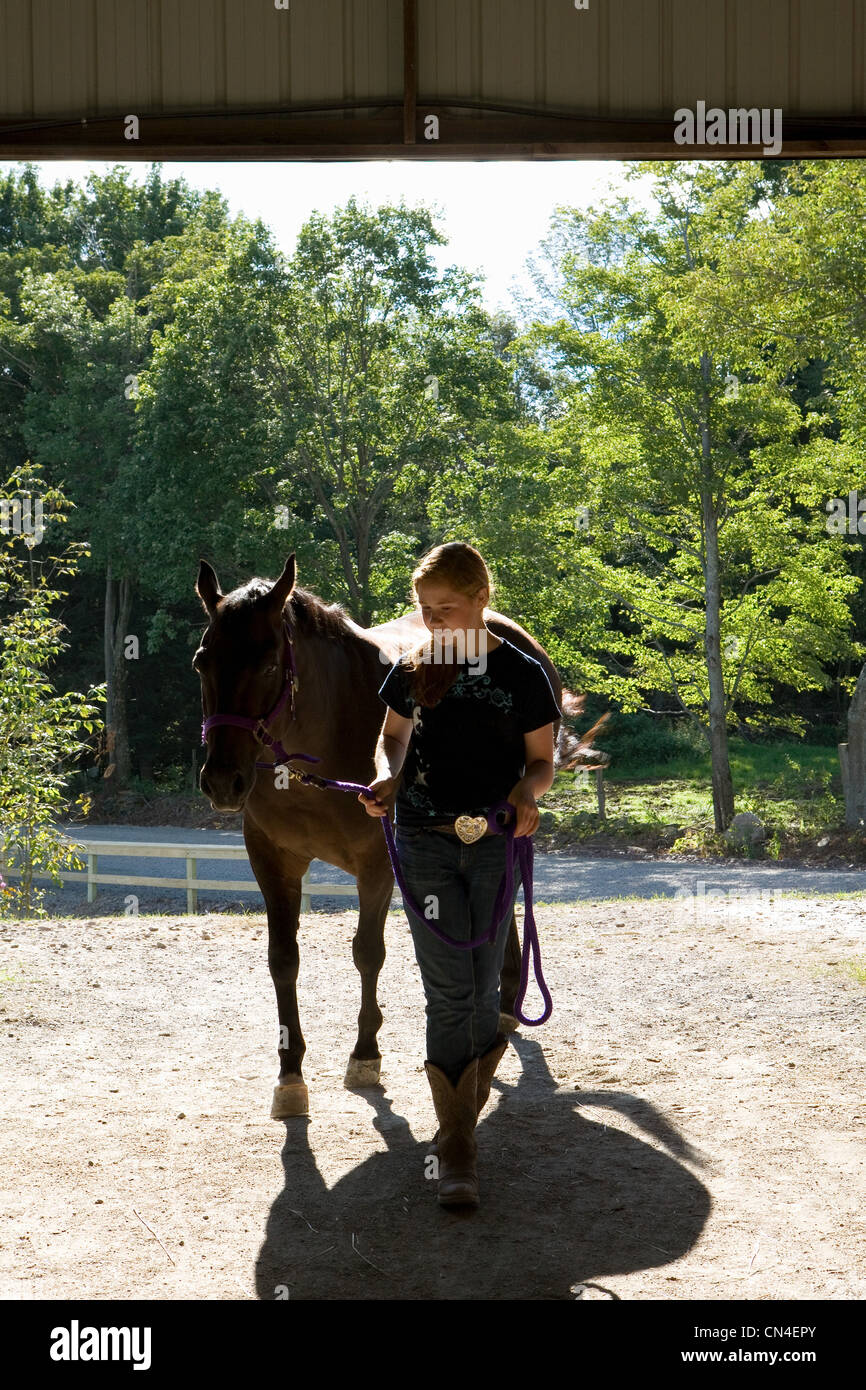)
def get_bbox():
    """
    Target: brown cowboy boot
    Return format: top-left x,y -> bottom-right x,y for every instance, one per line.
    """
424,1057 -> 480,1208
476,1033 -> 509,1115
427,1034 -> 508,1156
